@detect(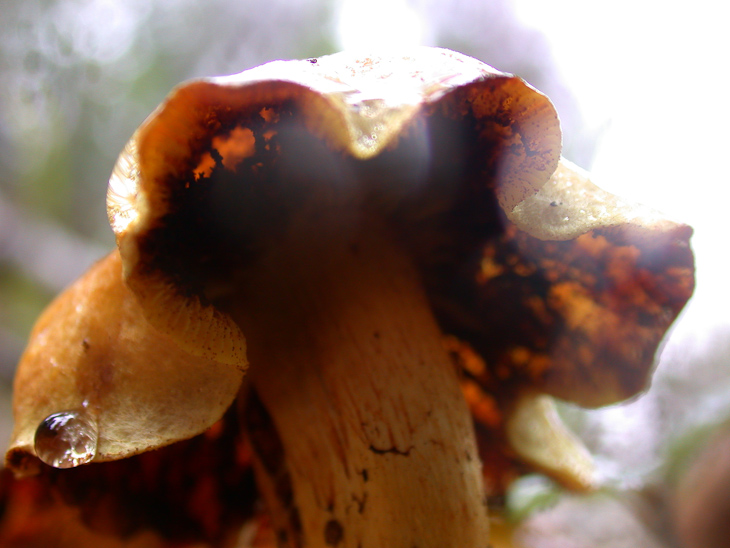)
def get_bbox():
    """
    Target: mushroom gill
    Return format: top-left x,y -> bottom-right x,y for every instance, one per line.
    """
4,48 -> 694,548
